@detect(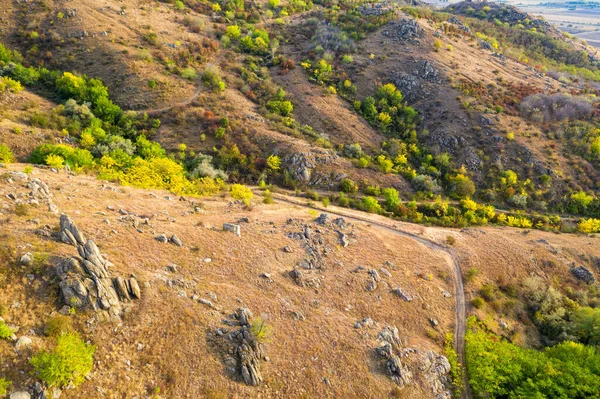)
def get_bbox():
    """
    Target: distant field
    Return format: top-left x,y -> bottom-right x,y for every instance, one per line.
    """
516,4 -> 600,48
